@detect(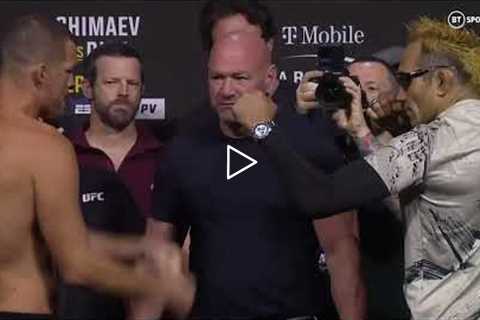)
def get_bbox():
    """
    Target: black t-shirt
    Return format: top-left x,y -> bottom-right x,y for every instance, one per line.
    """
153,105 -> 344,318
56,166 -> 145,320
